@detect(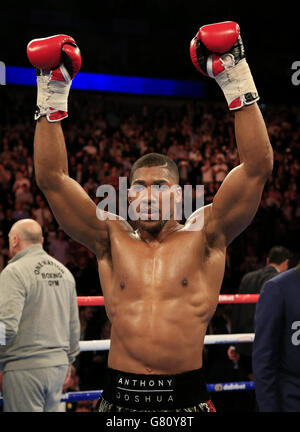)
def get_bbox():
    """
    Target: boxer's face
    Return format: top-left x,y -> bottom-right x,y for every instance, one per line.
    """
129,166 -> 180,234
